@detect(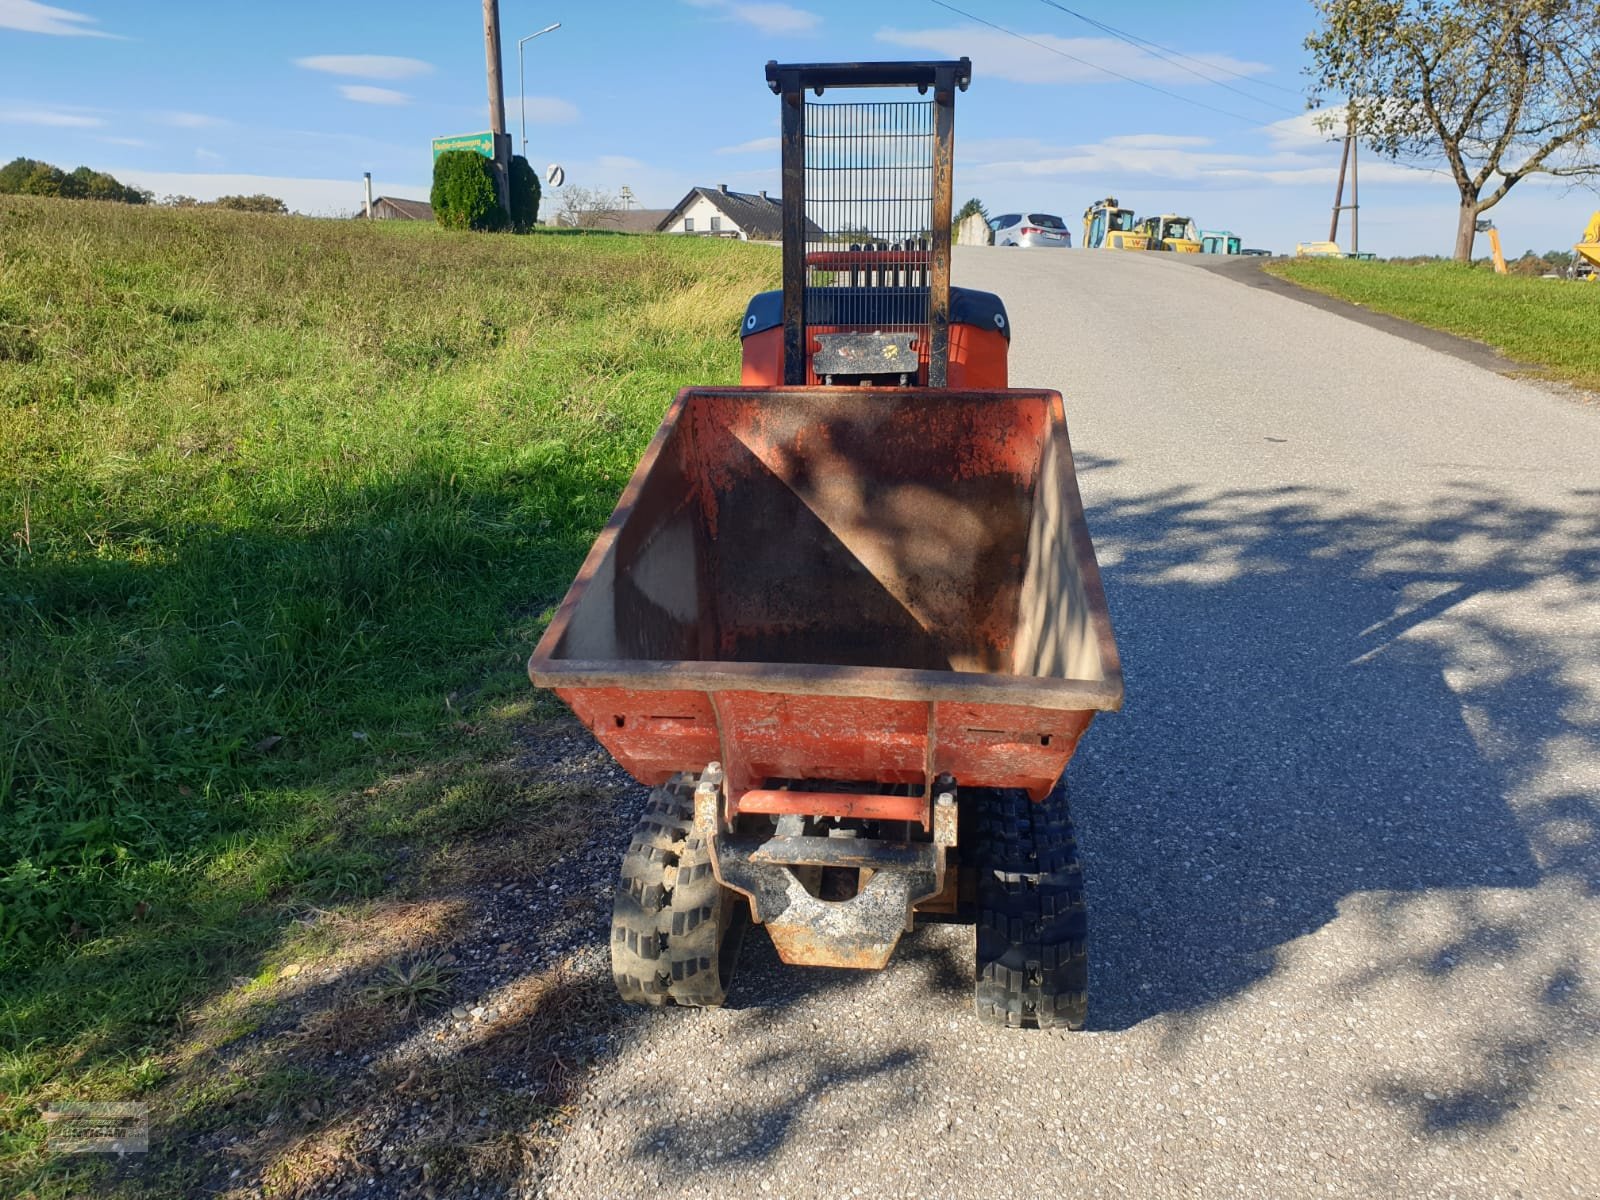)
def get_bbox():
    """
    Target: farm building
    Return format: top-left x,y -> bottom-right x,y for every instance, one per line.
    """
656,184 -> 794,240
364,196 -> 433,221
